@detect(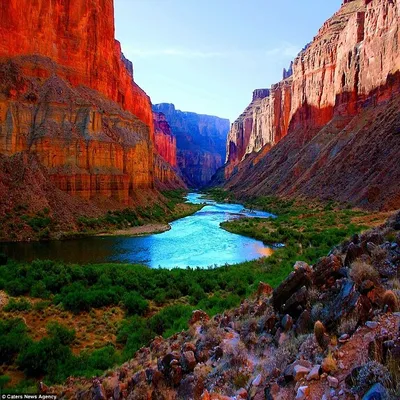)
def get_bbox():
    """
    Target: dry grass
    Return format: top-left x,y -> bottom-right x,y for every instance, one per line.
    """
337,313 -> 359,336
349,261 -> 379,285
322,352 -> 337,374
